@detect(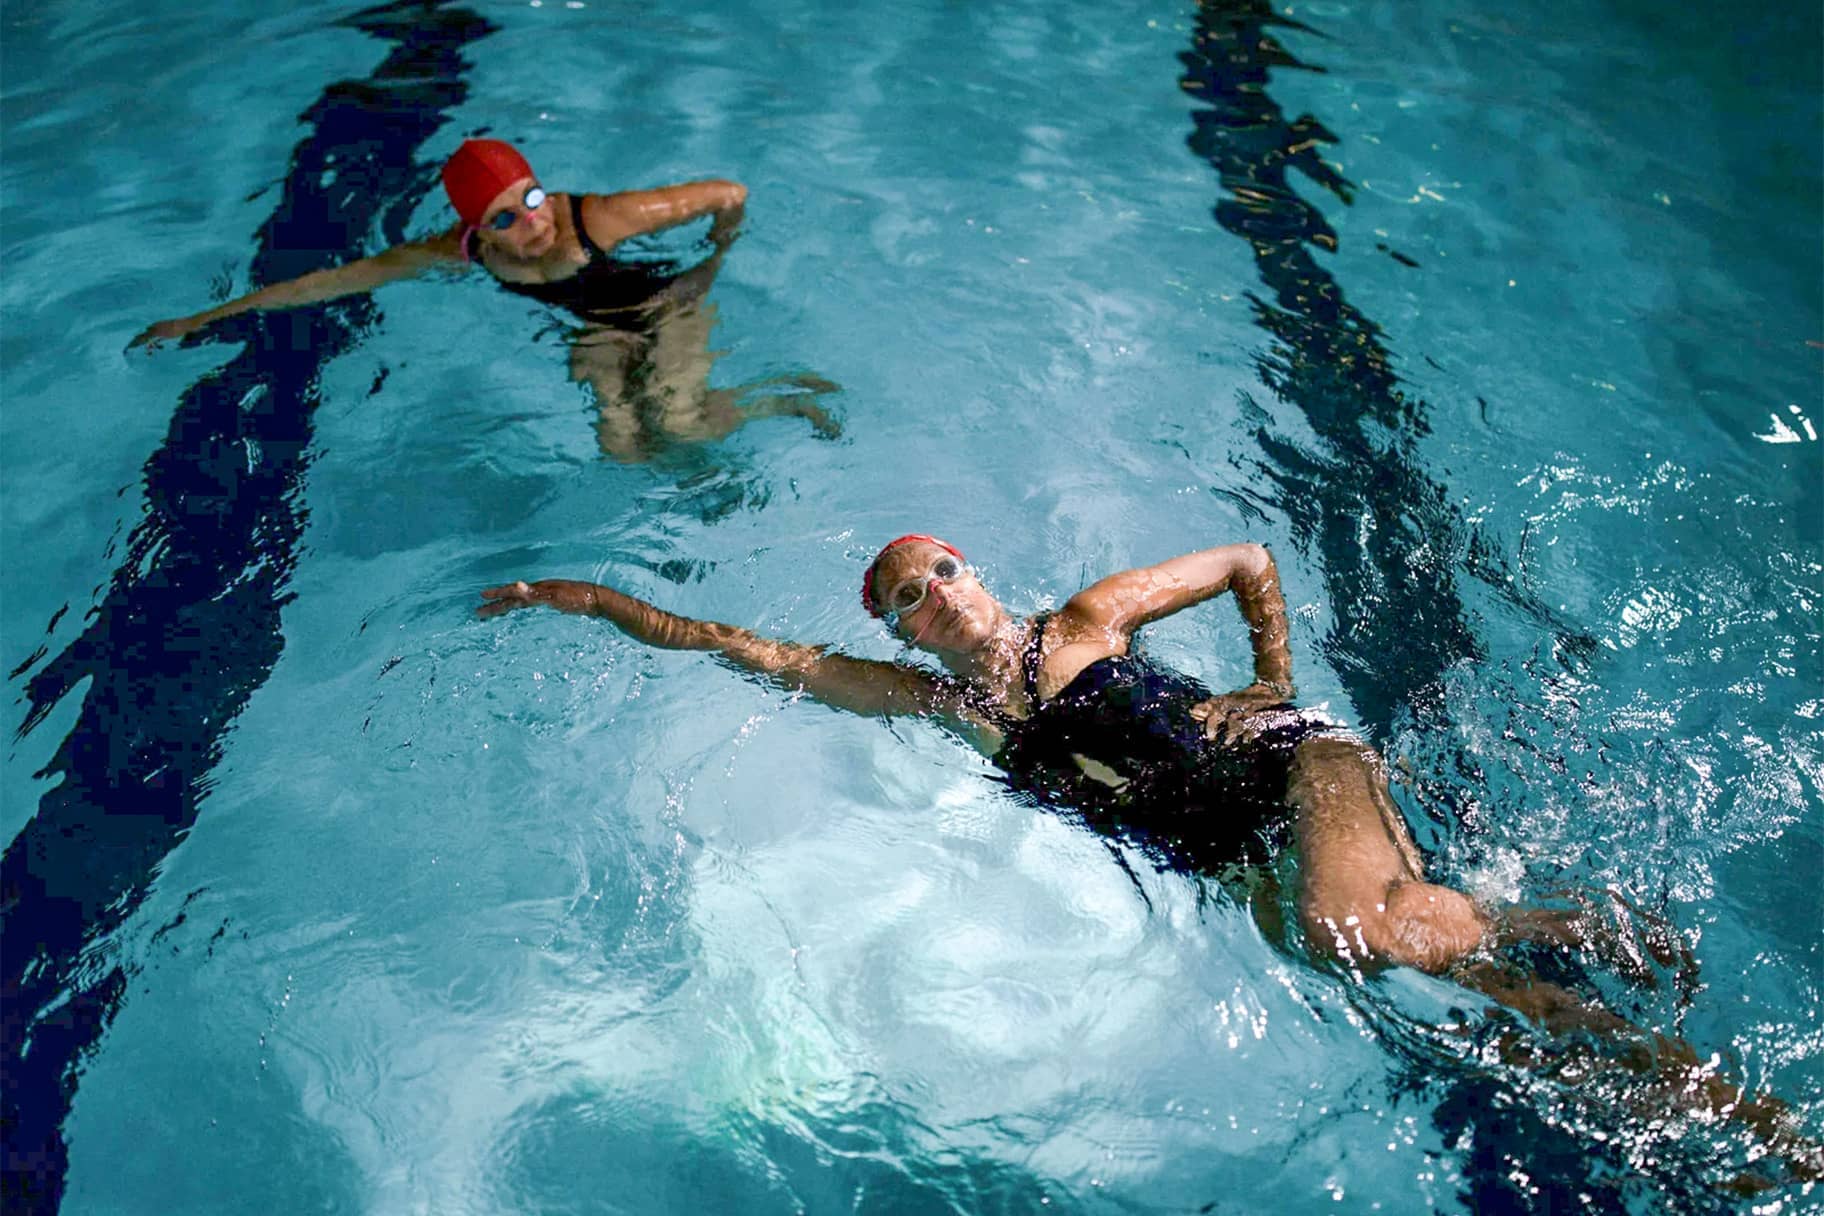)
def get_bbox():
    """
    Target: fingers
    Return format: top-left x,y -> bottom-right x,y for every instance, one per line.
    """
1202,709 -> 1238,743
130,321 -> 191,352
476,581 -> 535,618
1191,698 -> 1239,742
1217,710 -> 1244,746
